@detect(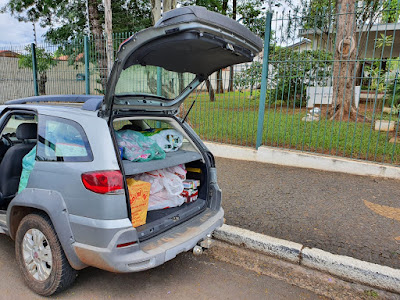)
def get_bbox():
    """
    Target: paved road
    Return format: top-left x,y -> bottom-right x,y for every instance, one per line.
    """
0,235 -> 323,299
217,157 -> 400,269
